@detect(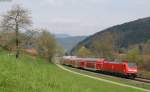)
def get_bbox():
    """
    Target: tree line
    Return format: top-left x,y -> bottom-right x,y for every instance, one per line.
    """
0,5 -> 63,62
